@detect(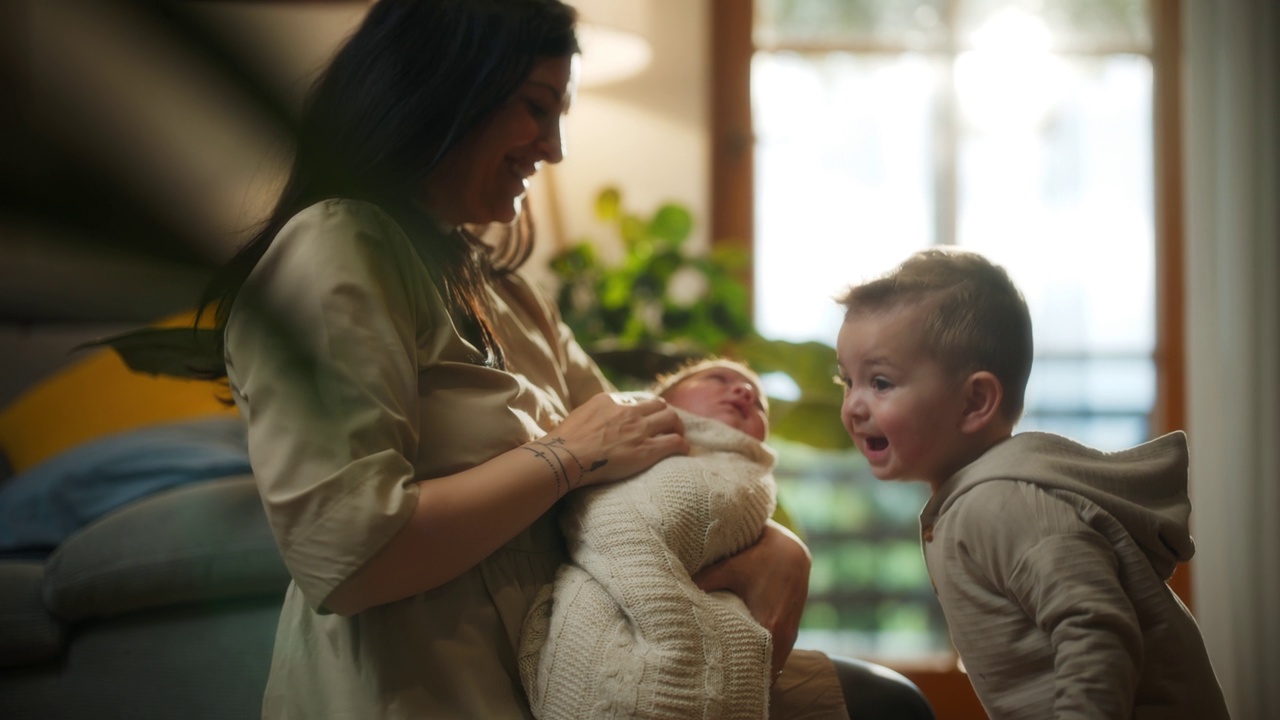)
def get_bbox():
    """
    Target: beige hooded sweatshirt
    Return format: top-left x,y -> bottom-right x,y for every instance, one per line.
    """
920,430 -> 1230,719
